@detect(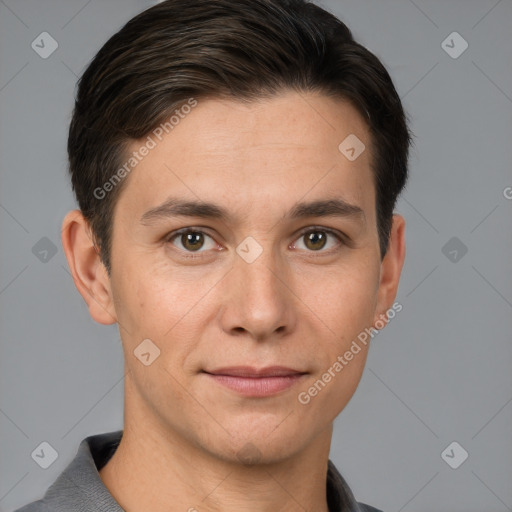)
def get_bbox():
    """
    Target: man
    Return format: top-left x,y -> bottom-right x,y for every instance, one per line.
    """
16,0 -> 411,510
